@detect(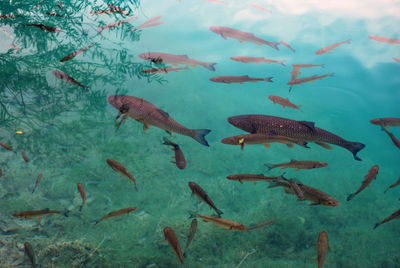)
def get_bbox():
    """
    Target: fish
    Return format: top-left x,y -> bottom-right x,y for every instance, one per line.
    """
60,43 -> 95,62
32,173 -> 42,193
265,159 -> 328,172
0,167 -> 2,177
183,219 -> 198,257
287,73 -> 334,91
209,75 -> 273,84
247,218 -> 276,232
77,183 -> 86,211
45,12 -> 64,17
163,227 -> 184,265
140,67 -> 188,74
384,177 -> 400,193
268,180 -> 339,206
381,127 -> 400,149
107,95 -> 211,146
230,56 -> 285,66
290,64 -> 325,80
226,174 -> 281,184
227,114 -> 365,161
315,39 -> 351,55
210,26 -> 280,50
138,52 -> 216,71
316,231 -> 329,268
188,182 -> 223,216
21,150 -> 29,162
13,208 -> 62,219
24,242 -> 37,268
131,16 -> 165,30
97,17 -> 136,33
268,95 -> 301,110
370,118 -> 400,128
197,214 -> 246,230
58,1 -> 62,9
25,24 -> 62,32
0,14 -> 16,19
90,4 -> 129,15
250,3 -> 271,13
162,137 -> 186,169
106,159 -> 138,190
373,209 -> 400,229
0,141 -> 14,152
280,40 -> 295,53
52,70 -> 89,91
279,175 -> 304,200
347,165 -> 379,201
368,36 -> 400,45
221,133 -> 309,149
394,57 -> 400,62
95,207 -> 137,224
